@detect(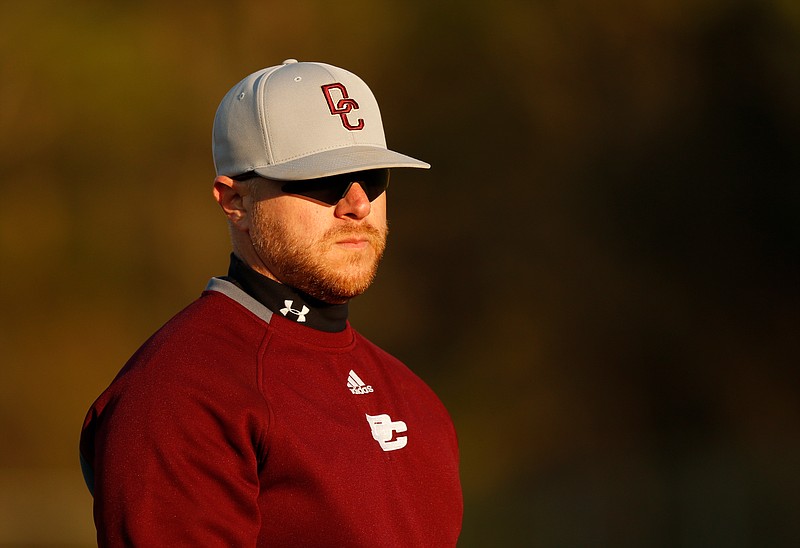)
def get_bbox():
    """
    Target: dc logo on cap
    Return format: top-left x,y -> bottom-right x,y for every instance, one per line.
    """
321,83 -> 365,131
